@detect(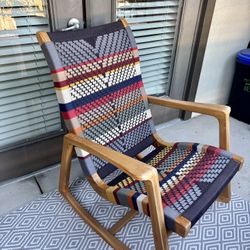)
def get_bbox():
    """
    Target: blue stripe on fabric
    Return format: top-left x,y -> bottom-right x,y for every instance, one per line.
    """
159,143 -> 199,186
142,146 -> 165,163
164,206 -> 180,231
59,75 -> 142,112
78,157 -> 97,176
116,188 -> 130,207
59,102 -> 75,113
182,159 -> 239,226
98,135 -> 154,179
